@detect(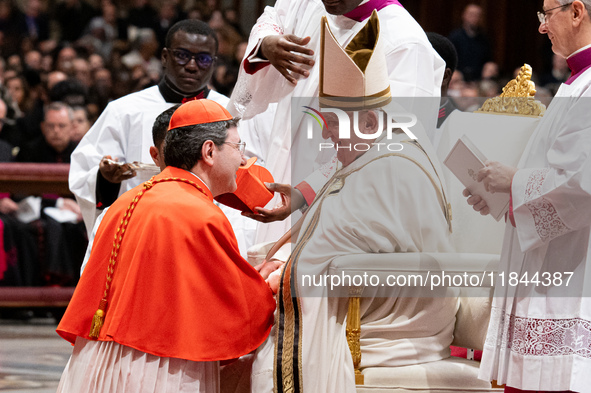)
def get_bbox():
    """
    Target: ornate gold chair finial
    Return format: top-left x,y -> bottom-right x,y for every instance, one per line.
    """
476,64 -> 546,117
